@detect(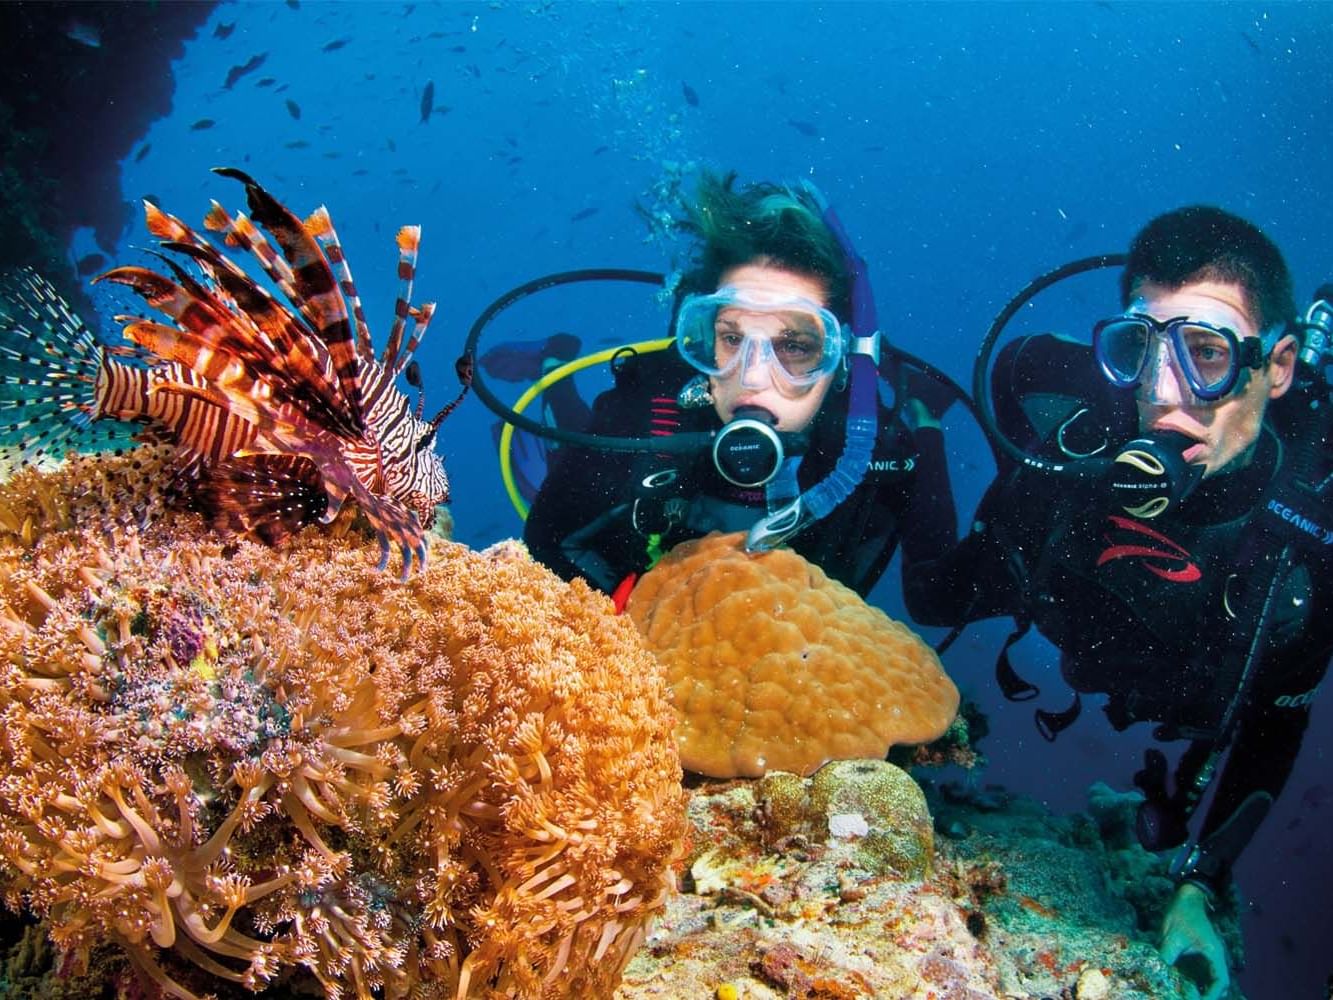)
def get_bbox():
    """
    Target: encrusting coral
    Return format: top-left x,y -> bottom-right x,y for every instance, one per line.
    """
625,532 -> 959,779
0,452 -> 687,999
